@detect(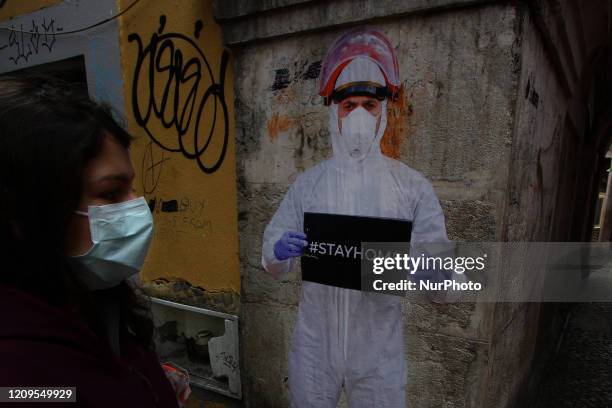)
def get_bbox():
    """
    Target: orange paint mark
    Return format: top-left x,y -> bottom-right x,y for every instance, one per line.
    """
381,84 -> 412,159
267,113 -> 294,141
